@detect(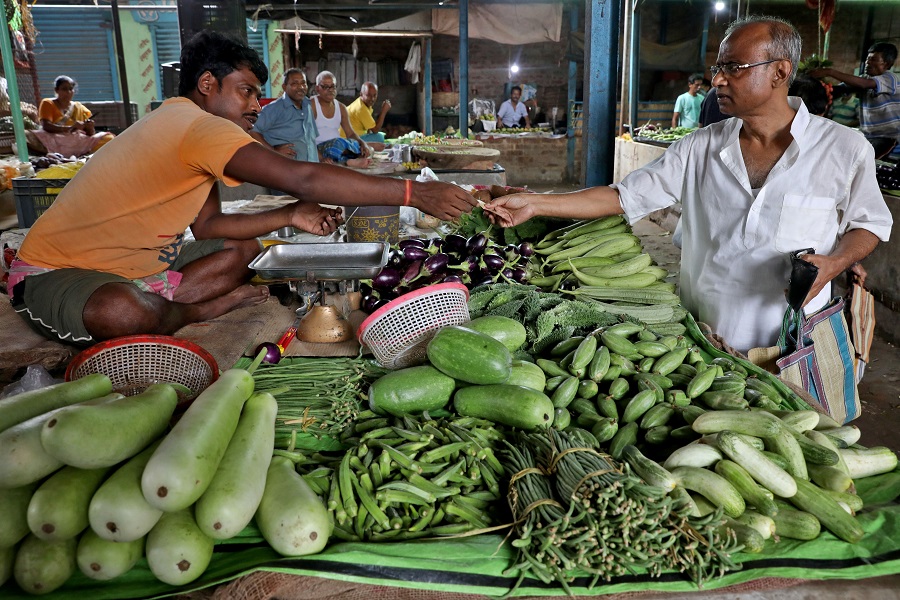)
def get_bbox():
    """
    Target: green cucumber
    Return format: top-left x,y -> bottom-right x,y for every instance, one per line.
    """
591,417 -> 619,443
686,367 -> 717,398
0,482 -> 39,548
76,529 -> 144,581
600,330 -> 637,356
145,507 -> 214,585
663,443 -> 723,470
644,425 -> 672,444
195,392 -> 277,540
807,464 -> 854,493
789,476 -> 864,543
536,358 -> 570,378
453,385 -> 554,430
622,389 -> 657,424
552,408 -> 572,430
622,445 -> 675,491
722,517 -> 765,553
670,466 -> 745,518
784,427 -> 839,466
0,393 -> 121,489
369,365 -> 455,417
736,510 -> 776,540
426,325 -> 512,385
256,456 -> 331,556
0,373 -> 112,433
651,347 -> 689,376
41,384 -> 178,469
772,507 -> 821,540
608,421 -> 638,459
13,534 -> 77,595
715,460 -> 779,518
717,431 -> 797,498
587,346 -> 611,382
505,360 -> 546,392
596,394 -> 618,419
28,466 -> 110,541
577,379 -> 599,399
691,410 -> 782,439
640,403 -> 675,430
550,376 -> 580,409
464,315 -> 527,352
141,368 -> 254,512
569,335 -> 598,377
608,377 -> 630,400
699,391 -> 749,411
765,428 -> 808,480
634,340 -> 671,358
89,441 -> 163,542
839,447 -> 899,479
